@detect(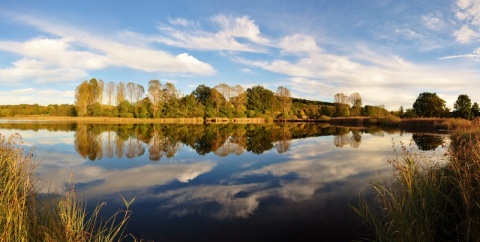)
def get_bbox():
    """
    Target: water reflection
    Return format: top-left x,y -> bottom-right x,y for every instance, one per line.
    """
412,134 -> 446,151
19,123 -> 379,161
0,122 -> 450,241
